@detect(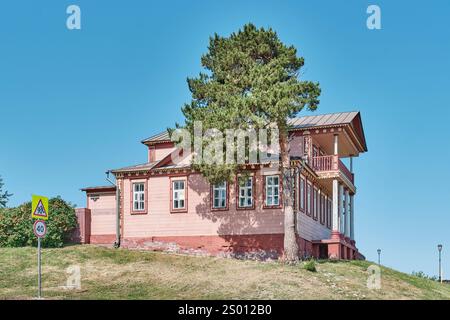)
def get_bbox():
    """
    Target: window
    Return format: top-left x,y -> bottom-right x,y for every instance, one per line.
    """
313,188 -> 318,220
327,199 -> 332,229
300,177 -> 305,212
265,175 -> 280,206
172,180 -> 186,210
133,182 -> 145,212
212,182 -> 227,209
320,194 -> 325,225
342,192 -> 346,221
238,177 -> 253,208
306,183 -> 312,216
